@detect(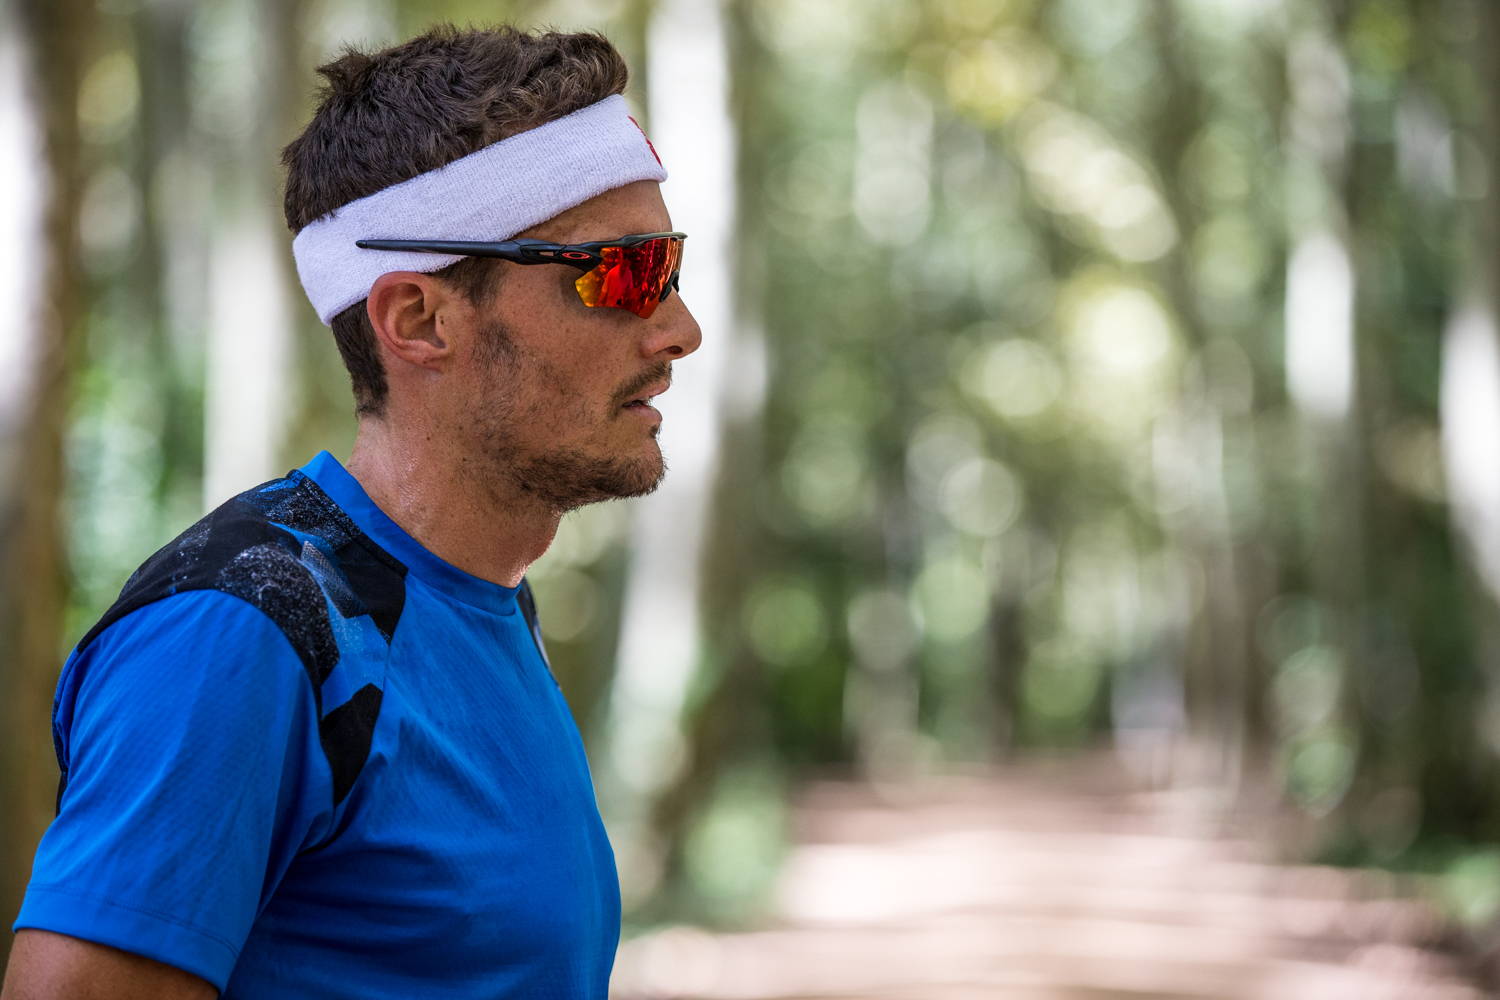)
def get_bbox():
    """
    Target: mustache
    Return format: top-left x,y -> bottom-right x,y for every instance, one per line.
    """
616,361 -> 672,405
